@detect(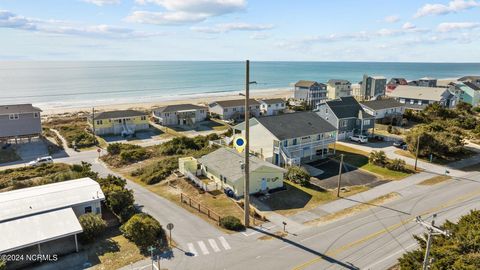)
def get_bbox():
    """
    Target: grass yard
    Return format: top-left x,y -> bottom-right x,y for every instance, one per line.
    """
260,181 -> 369,216
0,148 -> 20,164
43,115 -> 98,149
331,144 -> 415,180
418,175 -> 452,186
394,149 -> 475,165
